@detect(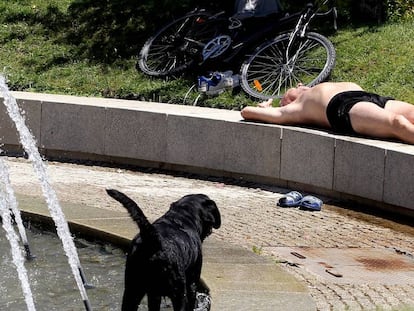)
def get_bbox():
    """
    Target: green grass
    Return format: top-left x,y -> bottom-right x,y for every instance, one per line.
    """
331,21 -> 414,102
0,0 -> 413,108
